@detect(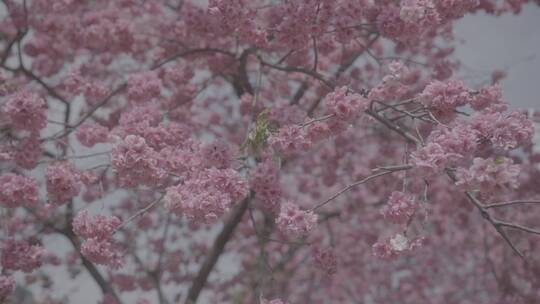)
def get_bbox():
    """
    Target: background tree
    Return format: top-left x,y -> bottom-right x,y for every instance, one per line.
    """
1,0 -> 540,303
